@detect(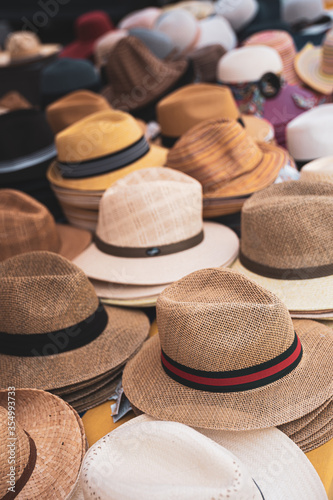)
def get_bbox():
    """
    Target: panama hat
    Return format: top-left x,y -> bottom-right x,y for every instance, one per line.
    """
301,156 -> 333,183
46,90 -> 111,134
0,189 -> 91,262
0,31 -> 60,67
123,268 -> 333,430
215,0 -> 259,32
92,279 -> 167,305
0,389 -> 86,499
0,251 -> 149,390
295,28 -> 333,94
154,8 -> 201,54
118,7 -> 162,30
157,84 -> 274,147
73,167 -> 239,285
93,29 -> 128,68
195,16 -> 237,52
232,181 -> 333,314
129,28 -> 175,60
162,1 -> 215,20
